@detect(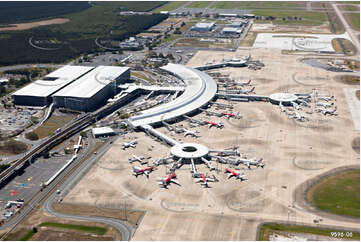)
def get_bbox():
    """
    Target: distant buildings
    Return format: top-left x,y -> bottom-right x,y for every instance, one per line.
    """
191,22 -> 216,32
222,27 -> 242,35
